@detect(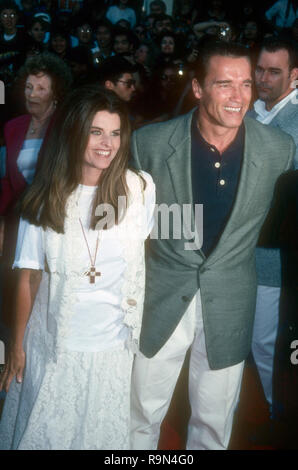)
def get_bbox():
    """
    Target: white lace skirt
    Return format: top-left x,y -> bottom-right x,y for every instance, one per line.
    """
0,326 -> 133,450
